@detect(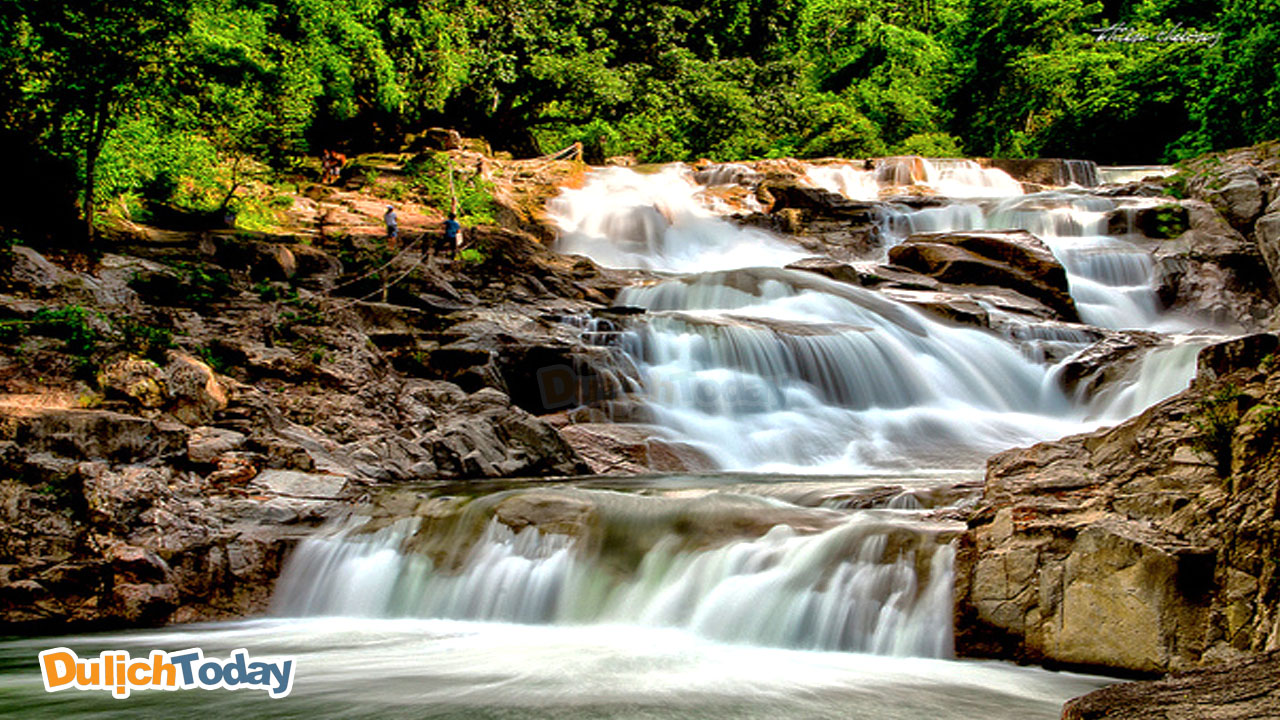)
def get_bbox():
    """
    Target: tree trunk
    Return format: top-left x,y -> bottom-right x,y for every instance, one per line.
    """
82,94 -> 110,244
